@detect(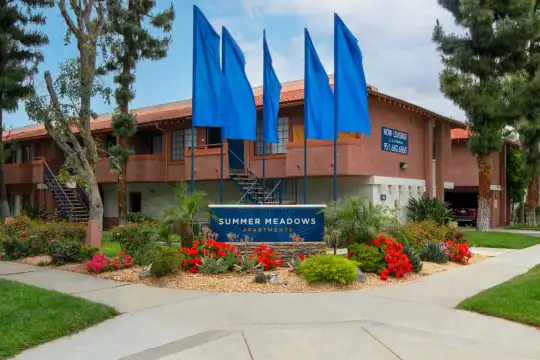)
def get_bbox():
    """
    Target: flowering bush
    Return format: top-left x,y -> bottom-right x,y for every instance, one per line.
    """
86,252 -> 134,273
446,240 -> 472,264
110,222 -> 157,255
148,245 -> 184,277
367,234 -> 413,280
48,239 -> 98,265
181,238 -> 239,273
252,244 -> 283,270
